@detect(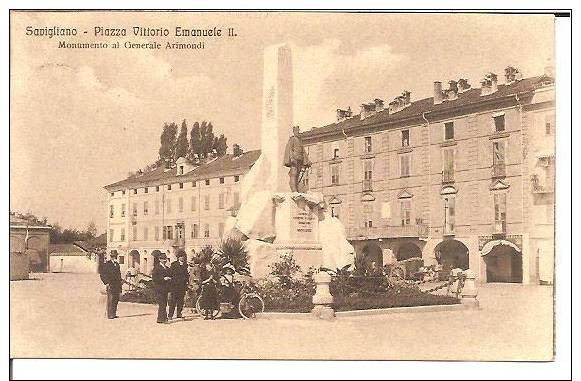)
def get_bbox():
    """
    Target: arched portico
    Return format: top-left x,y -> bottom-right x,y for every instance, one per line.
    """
434,239 -> 470,272
482,240 -> 522,283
